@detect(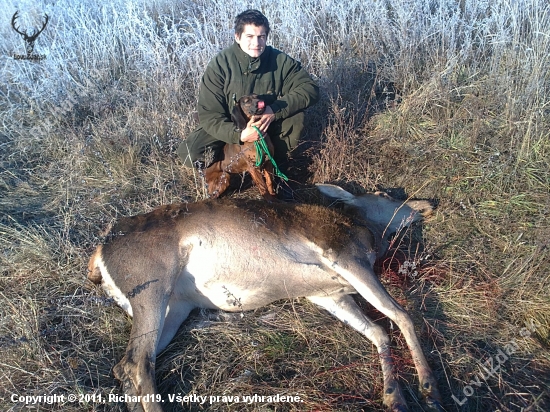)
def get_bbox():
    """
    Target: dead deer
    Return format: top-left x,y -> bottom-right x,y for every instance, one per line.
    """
88,184 -> 443,412
203,94 -> 277,200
